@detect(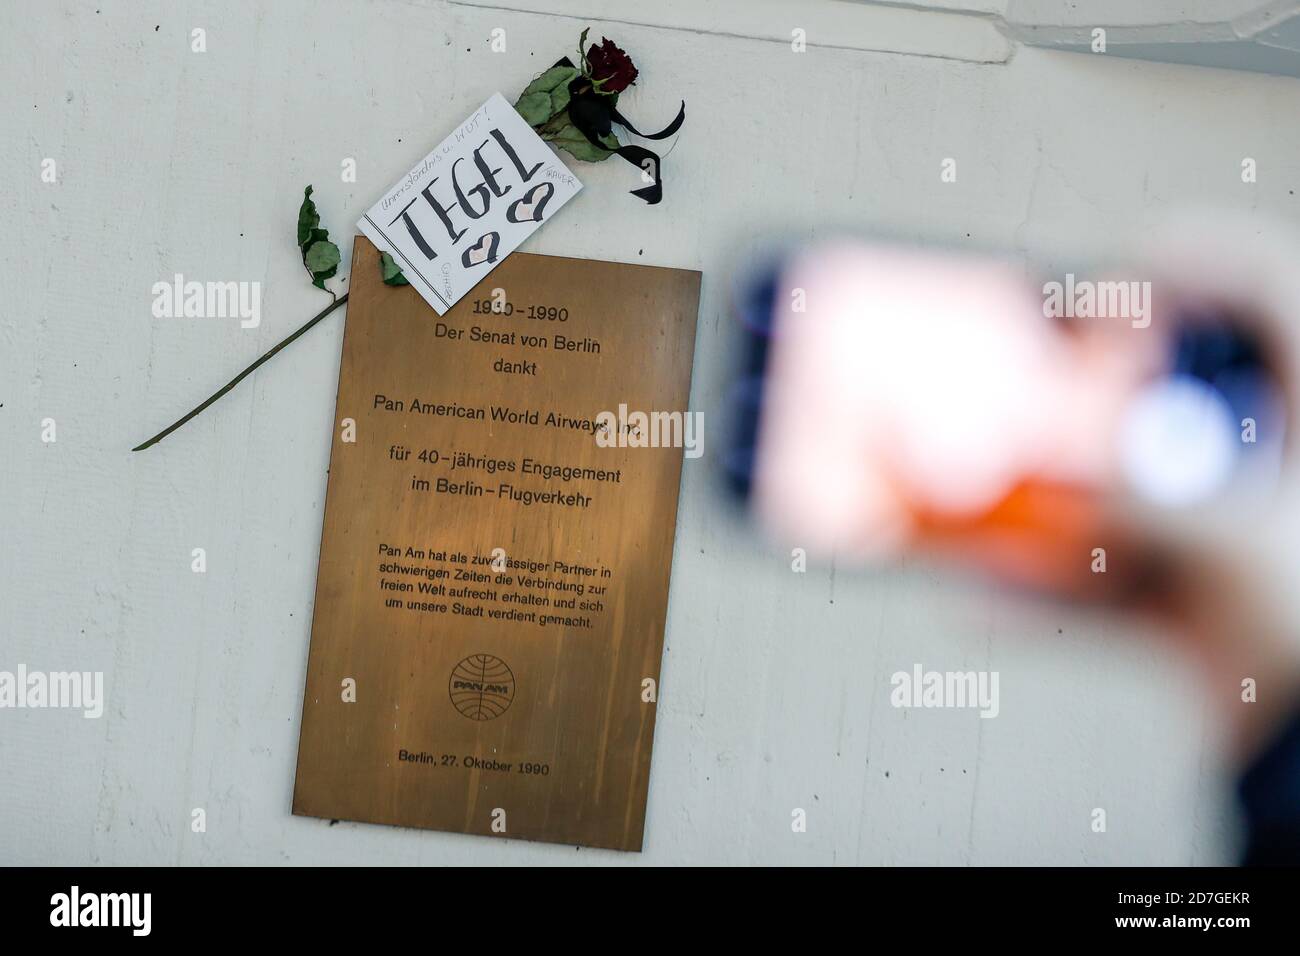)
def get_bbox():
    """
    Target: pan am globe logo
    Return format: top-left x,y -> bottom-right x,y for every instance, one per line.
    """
449,654 -> 516,721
